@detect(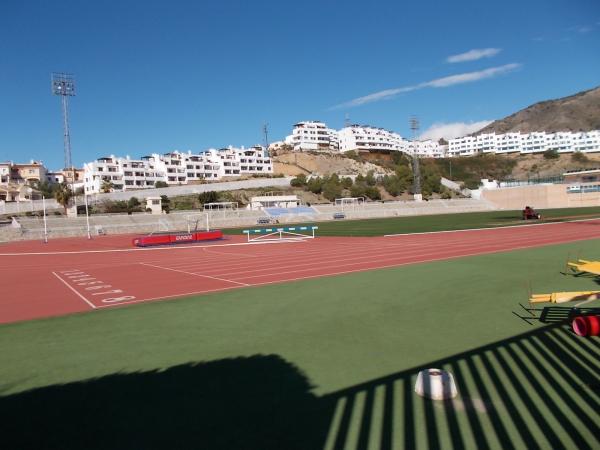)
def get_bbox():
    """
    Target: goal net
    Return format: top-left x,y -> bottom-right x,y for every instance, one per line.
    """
203,202 -> 238,218
334,197 -> 365,210
185,214 -> 209,233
